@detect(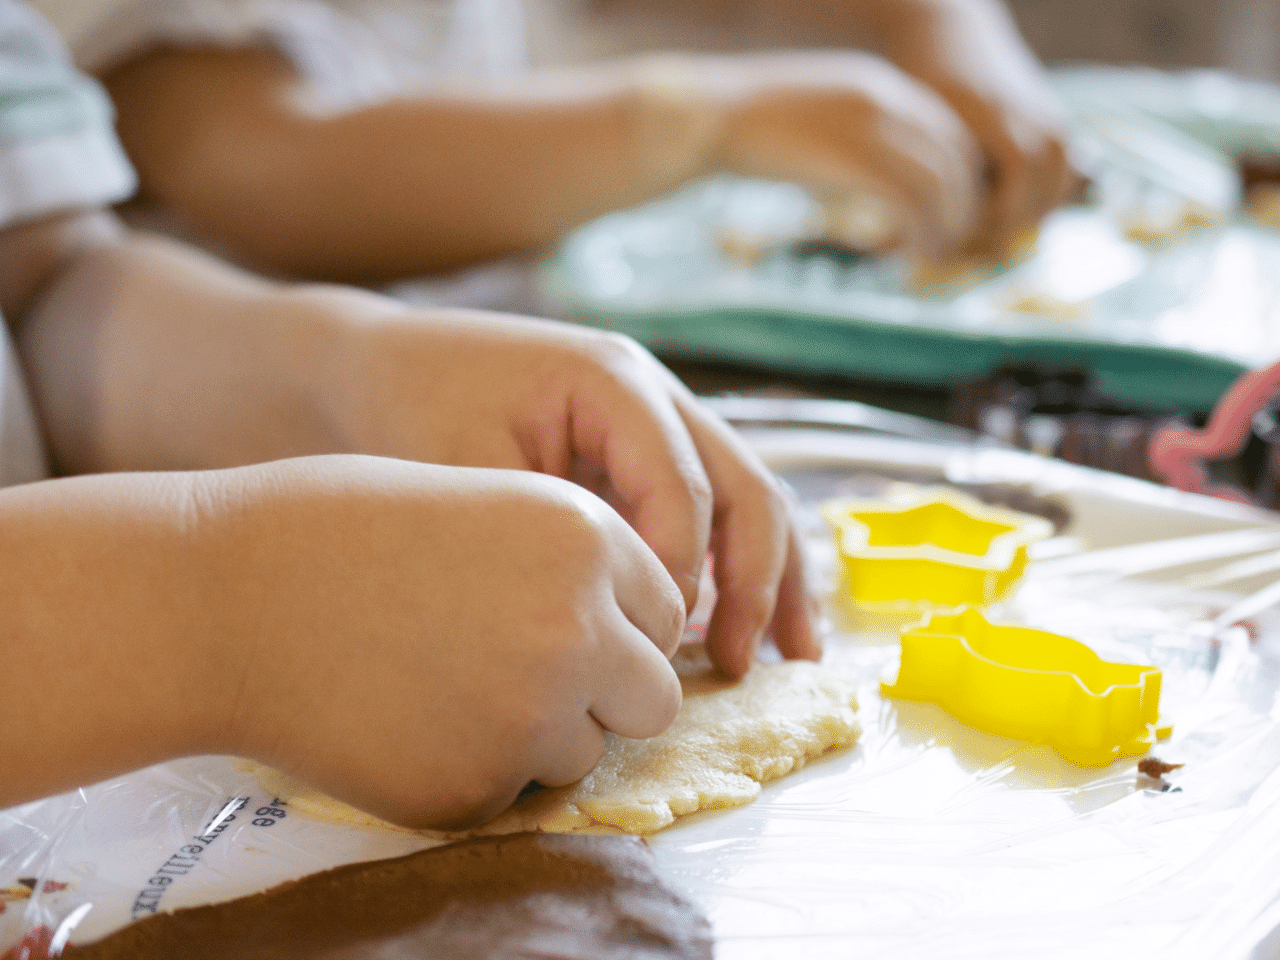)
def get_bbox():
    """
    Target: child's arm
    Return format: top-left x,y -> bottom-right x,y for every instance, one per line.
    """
11,214 -> 818,681
101,45 -> 982,279
1,213 -> 689,826
0,453 -> 687,828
